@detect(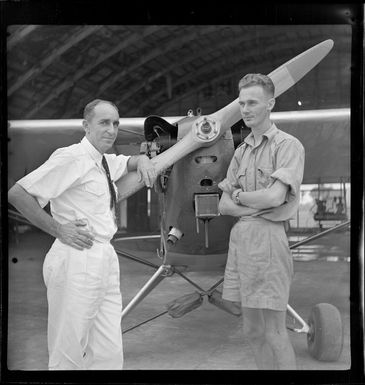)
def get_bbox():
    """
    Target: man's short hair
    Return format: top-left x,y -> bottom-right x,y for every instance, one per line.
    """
83,99 -> 119,121
238,73 -> 275,97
